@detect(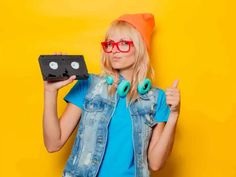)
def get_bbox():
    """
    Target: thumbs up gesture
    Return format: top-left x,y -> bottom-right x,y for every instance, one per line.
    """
166,80 -> 181,115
